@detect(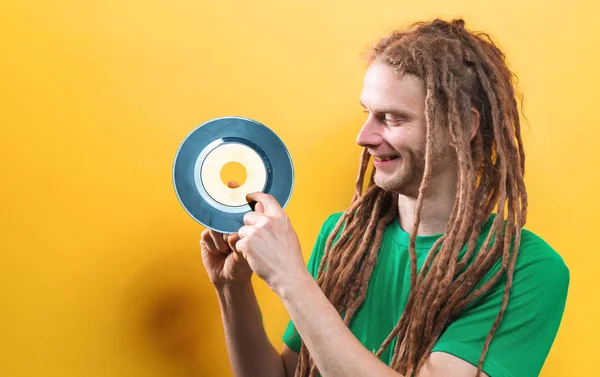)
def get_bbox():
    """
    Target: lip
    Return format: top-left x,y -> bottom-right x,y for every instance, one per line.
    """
373,157 -> 400,167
